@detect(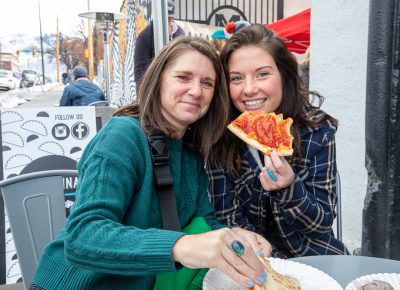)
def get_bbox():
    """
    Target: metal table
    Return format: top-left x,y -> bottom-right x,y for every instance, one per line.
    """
290,255 -> 400,287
